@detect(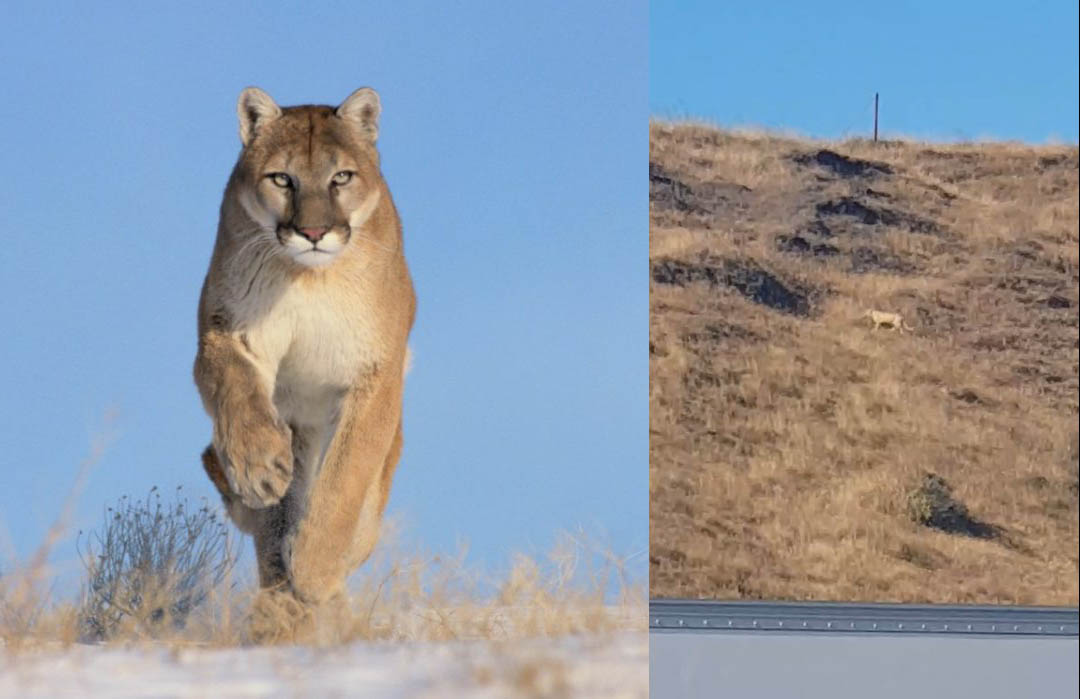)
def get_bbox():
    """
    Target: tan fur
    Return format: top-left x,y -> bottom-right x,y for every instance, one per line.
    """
194,87 -> 415,638
864,308 -> 913,333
